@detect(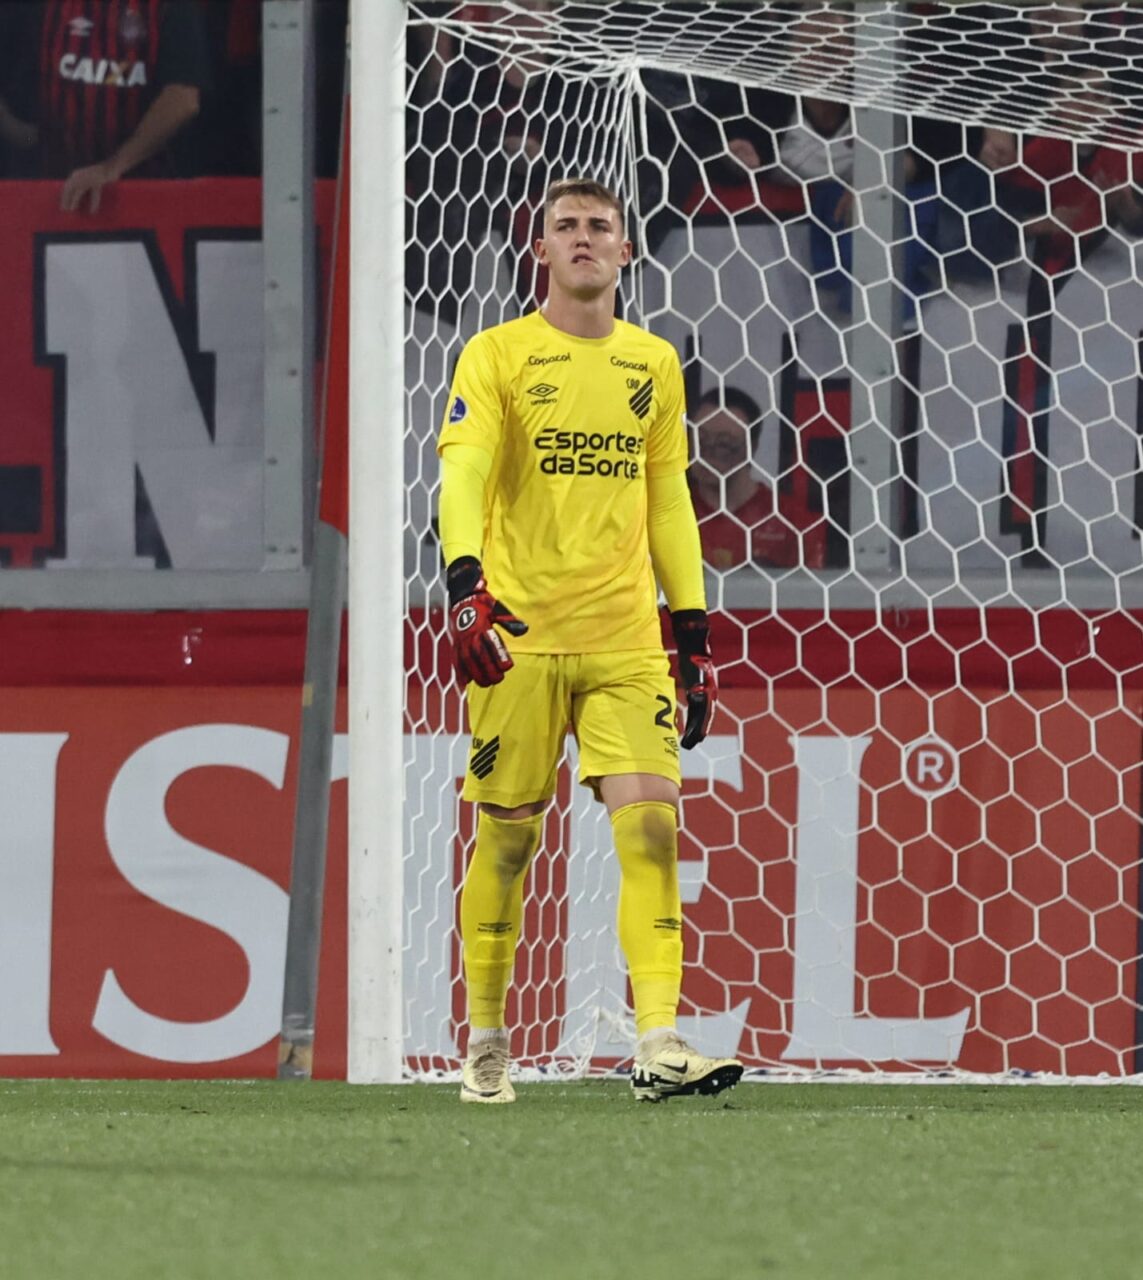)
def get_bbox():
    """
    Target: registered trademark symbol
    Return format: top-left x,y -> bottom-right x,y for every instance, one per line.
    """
902,738 -> 958,798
